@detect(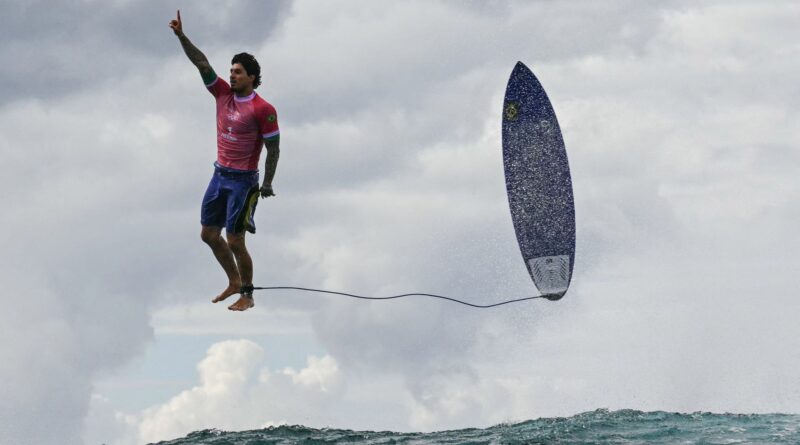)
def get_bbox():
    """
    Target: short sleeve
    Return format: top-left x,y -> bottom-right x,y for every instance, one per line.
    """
259,102 -> 280,140
206,76 -> 231,98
